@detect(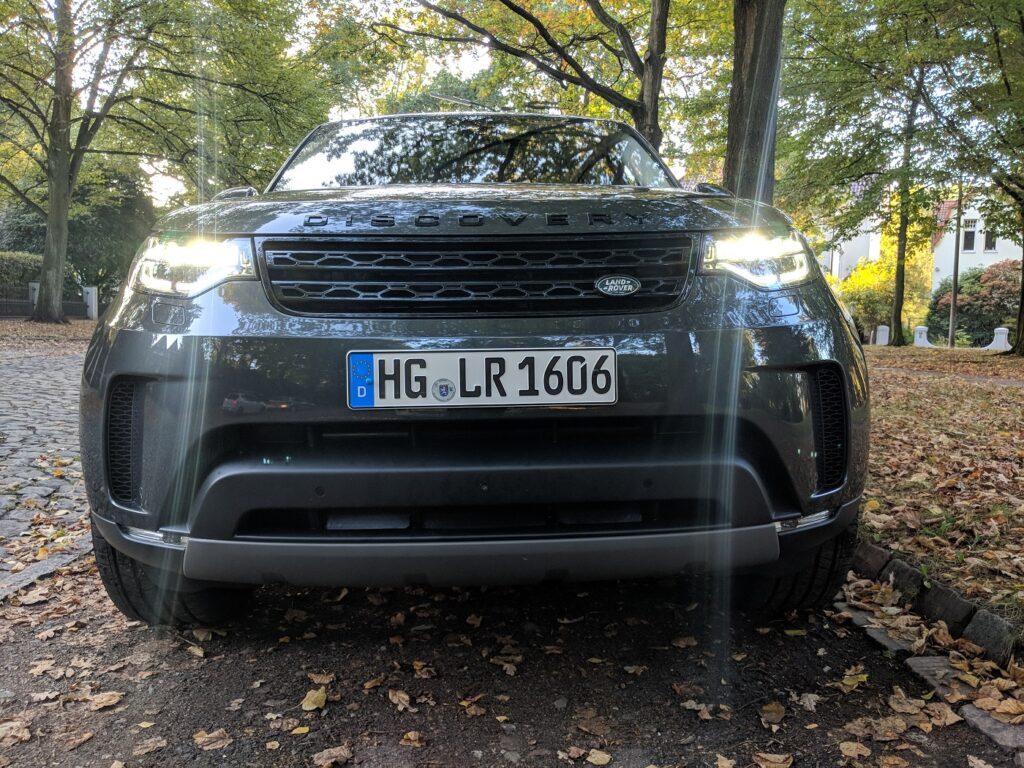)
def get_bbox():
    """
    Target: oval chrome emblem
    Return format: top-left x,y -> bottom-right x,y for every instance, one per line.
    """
595,275 -> 641,297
